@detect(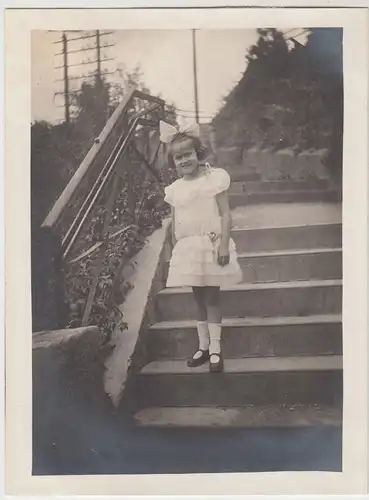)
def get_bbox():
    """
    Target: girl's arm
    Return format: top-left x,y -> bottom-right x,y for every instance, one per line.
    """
216,190 -> 232,266
171,207 -> 177,247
